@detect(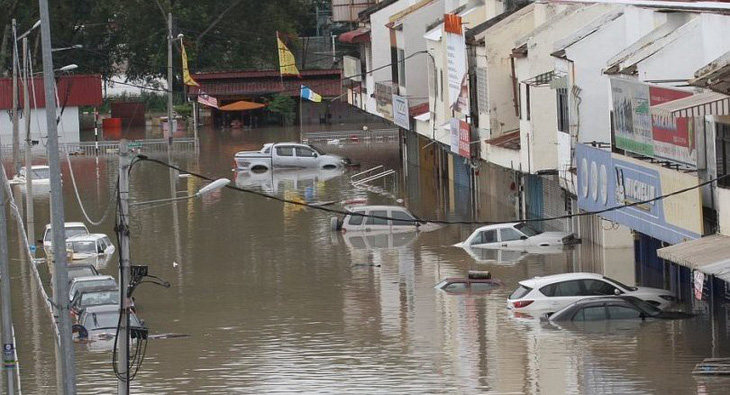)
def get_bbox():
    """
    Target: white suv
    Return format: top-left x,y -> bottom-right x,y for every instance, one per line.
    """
508,272 -> 676,314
